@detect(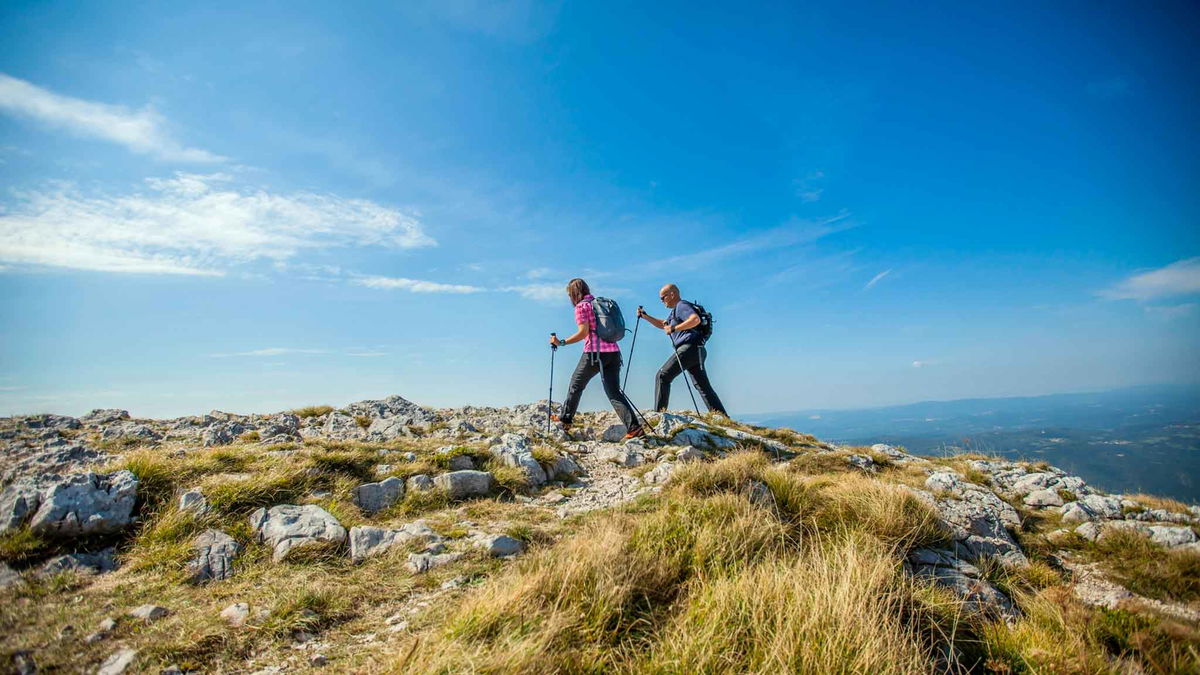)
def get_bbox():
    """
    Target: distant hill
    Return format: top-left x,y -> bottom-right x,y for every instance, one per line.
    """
743,384 -> 1200,502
